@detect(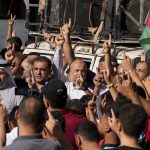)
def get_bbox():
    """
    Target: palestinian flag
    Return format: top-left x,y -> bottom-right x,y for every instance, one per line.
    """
140,17 -> 150,58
